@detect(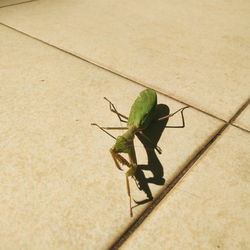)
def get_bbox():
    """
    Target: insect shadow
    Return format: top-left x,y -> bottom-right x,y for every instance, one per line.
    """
133,104 -> 170,207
